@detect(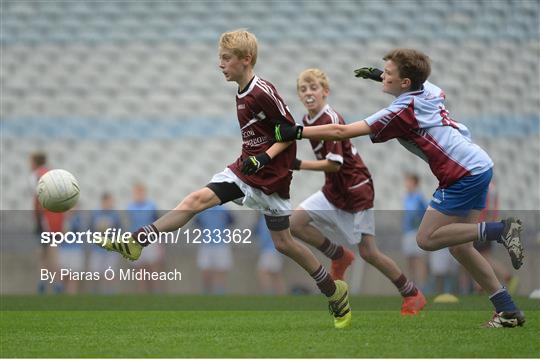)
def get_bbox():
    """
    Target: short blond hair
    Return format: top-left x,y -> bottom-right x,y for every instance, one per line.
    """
219,29 -> 258,67
297,68 -> 330,92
